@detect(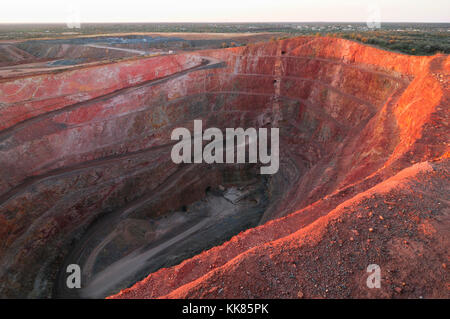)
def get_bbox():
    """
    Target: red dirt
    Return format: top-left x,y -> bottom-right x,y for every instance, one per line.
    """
110,38 -> 449,299
127,160 -> 449,299
0,36 -> 448,298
